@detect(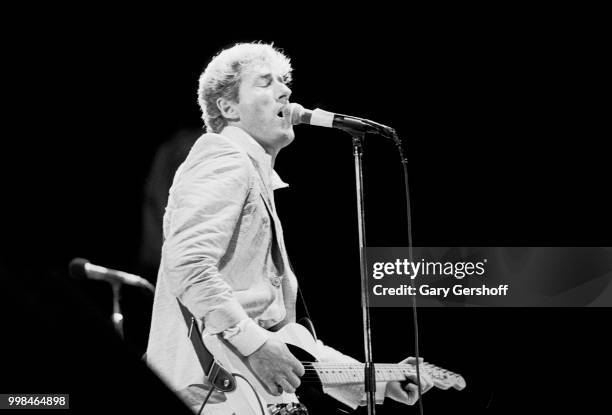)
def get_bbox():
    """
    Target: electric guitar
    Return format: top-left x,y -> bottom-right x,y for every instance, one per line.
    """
202,323 -> 466,414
